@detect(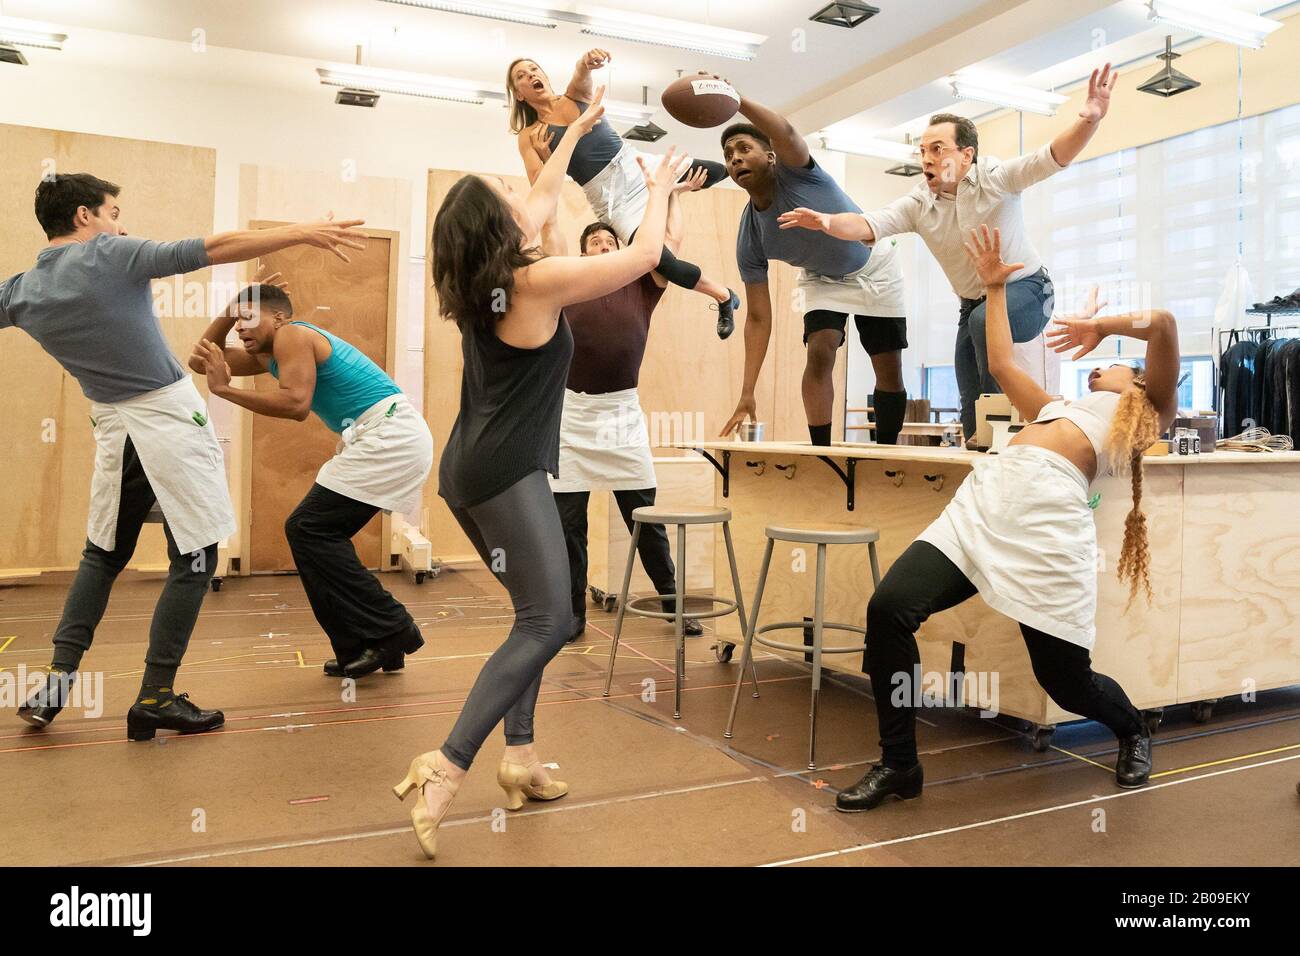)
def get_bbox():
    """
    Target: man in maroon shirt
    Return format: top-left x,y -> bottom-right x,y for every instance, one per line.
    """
543,175 -> 705,642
